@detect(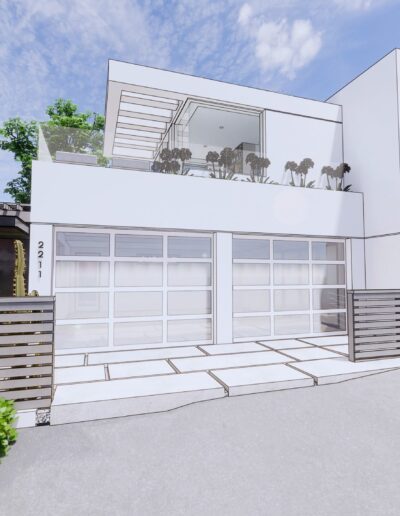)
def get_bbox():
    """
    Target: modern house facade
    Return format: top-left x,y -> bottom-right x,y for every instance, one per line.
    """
27,50 -> 400,356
